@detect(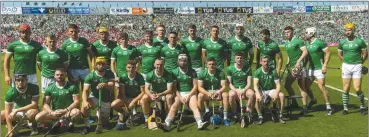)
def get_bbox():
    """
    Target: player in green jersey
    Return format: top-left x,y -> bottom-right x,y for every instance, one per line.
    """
111,60 -> 145,130
161,54 -> 210,130
227,52 -> 255,117
92,27 -> 117,68
254,56 -> 285,125
283,26 -> 322,114
137,30 -> 162,80
35,68 -> 81,133
61,24 -> 95,88
202,25 -> 229,69
304,27 -> 331,115
227,24 -> 254,66
1,73 -> 40,136
80,57 -> 115,135
256,29 -> 283,77
4,24 -> 43,86
141,58 -> 174,125
338,23 -> 368,116
180,24 -> 203,74
161,32 -> 188,72
37,34 -> 69,94
197,58 -> 231,126
153,24 -> 169,47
